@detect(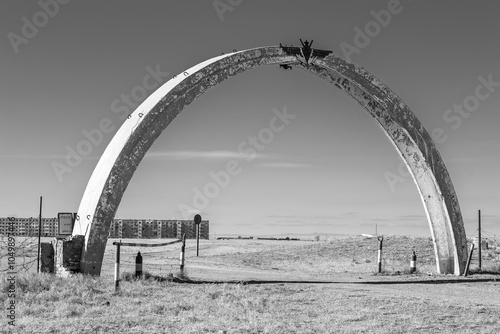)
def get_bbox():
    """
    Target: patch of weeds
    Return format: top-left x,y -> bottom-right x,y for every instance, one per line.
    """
122,270 -> 190,282
29,289 -> 60,303
15,272 -> 54,294
372,269 -> 402,276
67,295 -> 85,305
221,292 -> 241,303
171,303 -> 194,316
175,269 -> 190,281
139,302 -> 168,316
372,267 -> 422,276
55,304 -> 84,318
122,271 -> 151,281
208,291 -> 223,300
469,265 -> 500,275
186,315 -> 201,324
21,304 -> 52,317
400,268 -> 420,275
242,297 -> 269,313
372,270 -> 389,276
151,304 -> 168,315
